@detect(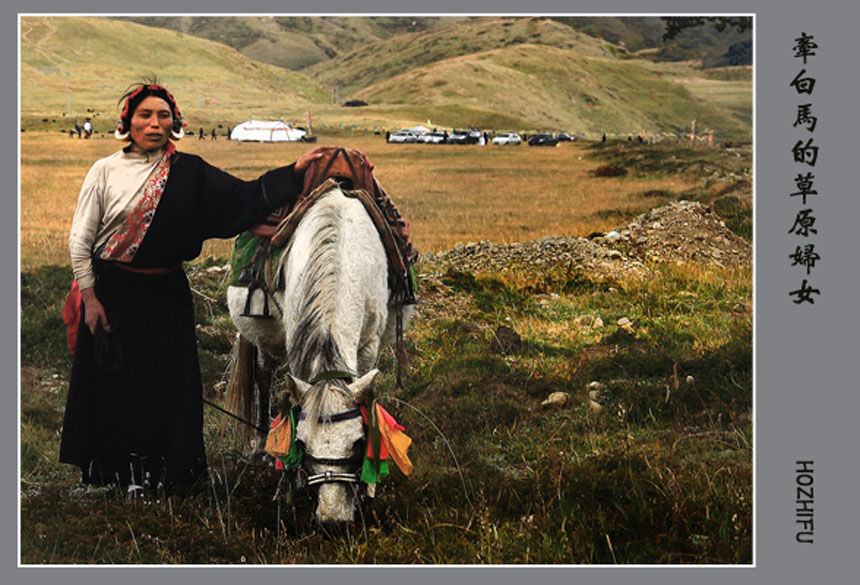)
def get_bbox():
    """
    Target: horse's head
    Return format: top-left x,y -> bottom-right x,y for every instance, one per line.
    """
287,369 -> 379,525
